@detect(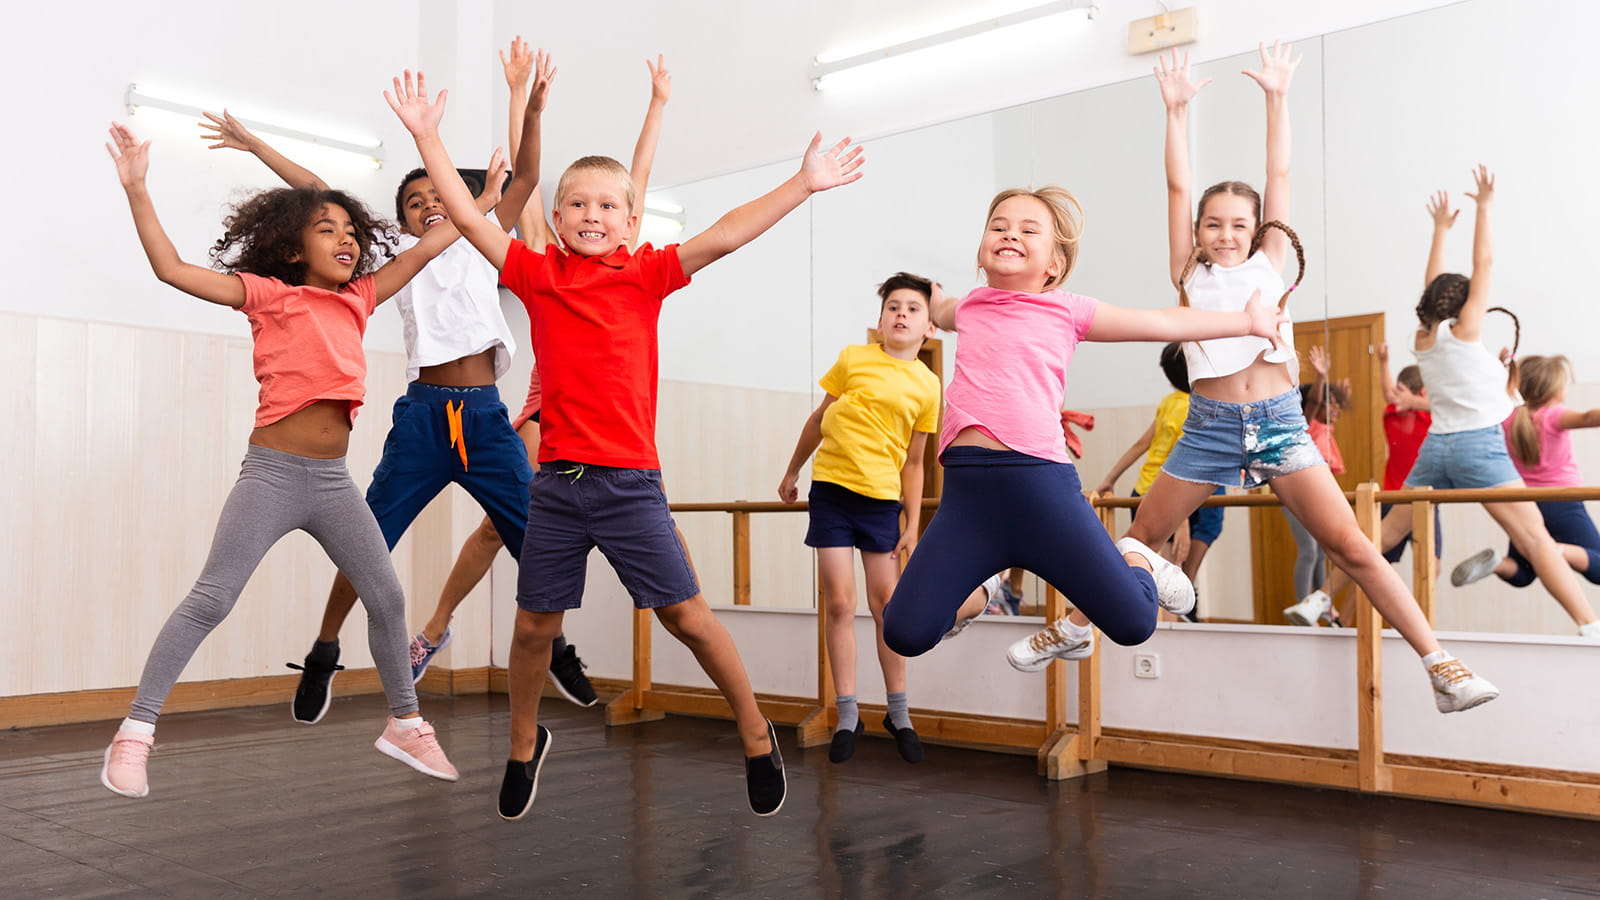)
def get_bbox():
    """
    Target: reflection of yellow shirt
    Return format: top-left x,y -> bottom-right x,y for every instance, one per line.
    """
813,344 -> 941,500
1136,391 -> 1189,494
